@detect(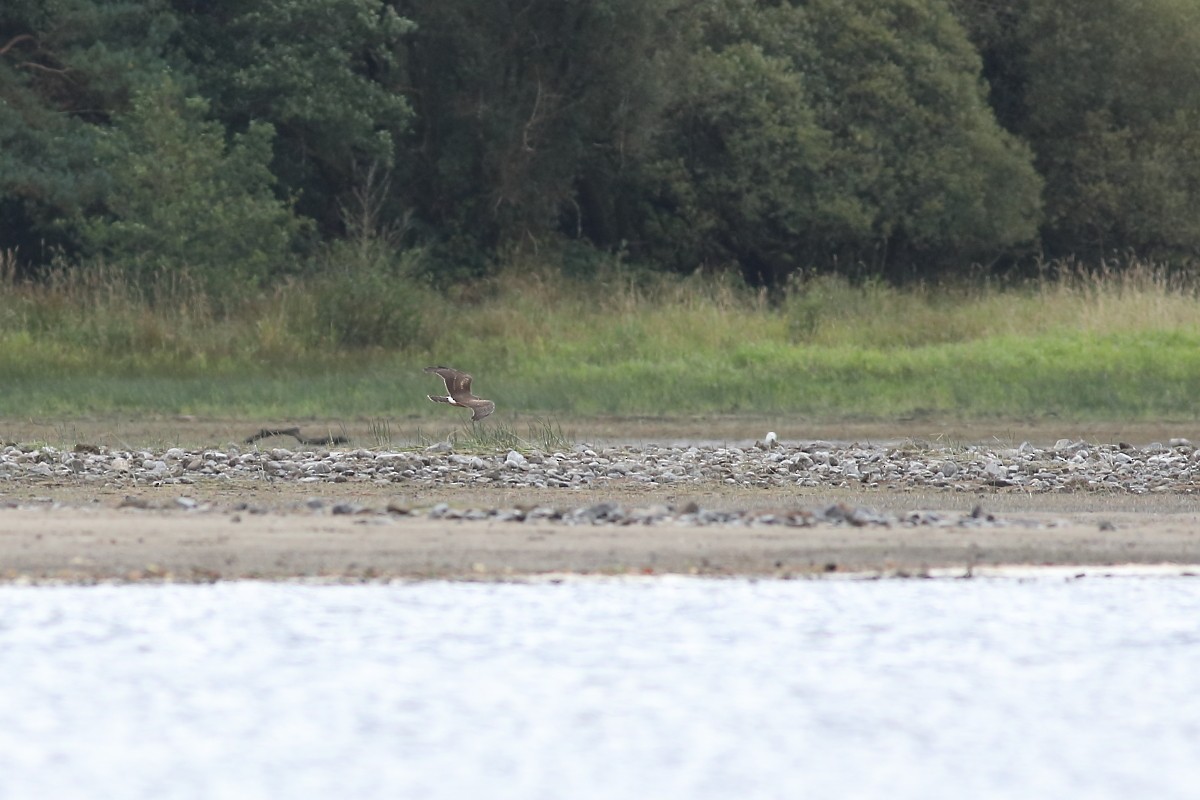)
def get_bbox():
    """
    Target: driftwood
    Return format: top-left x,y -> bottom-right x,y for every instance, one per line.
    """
244,427 -> 349,446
